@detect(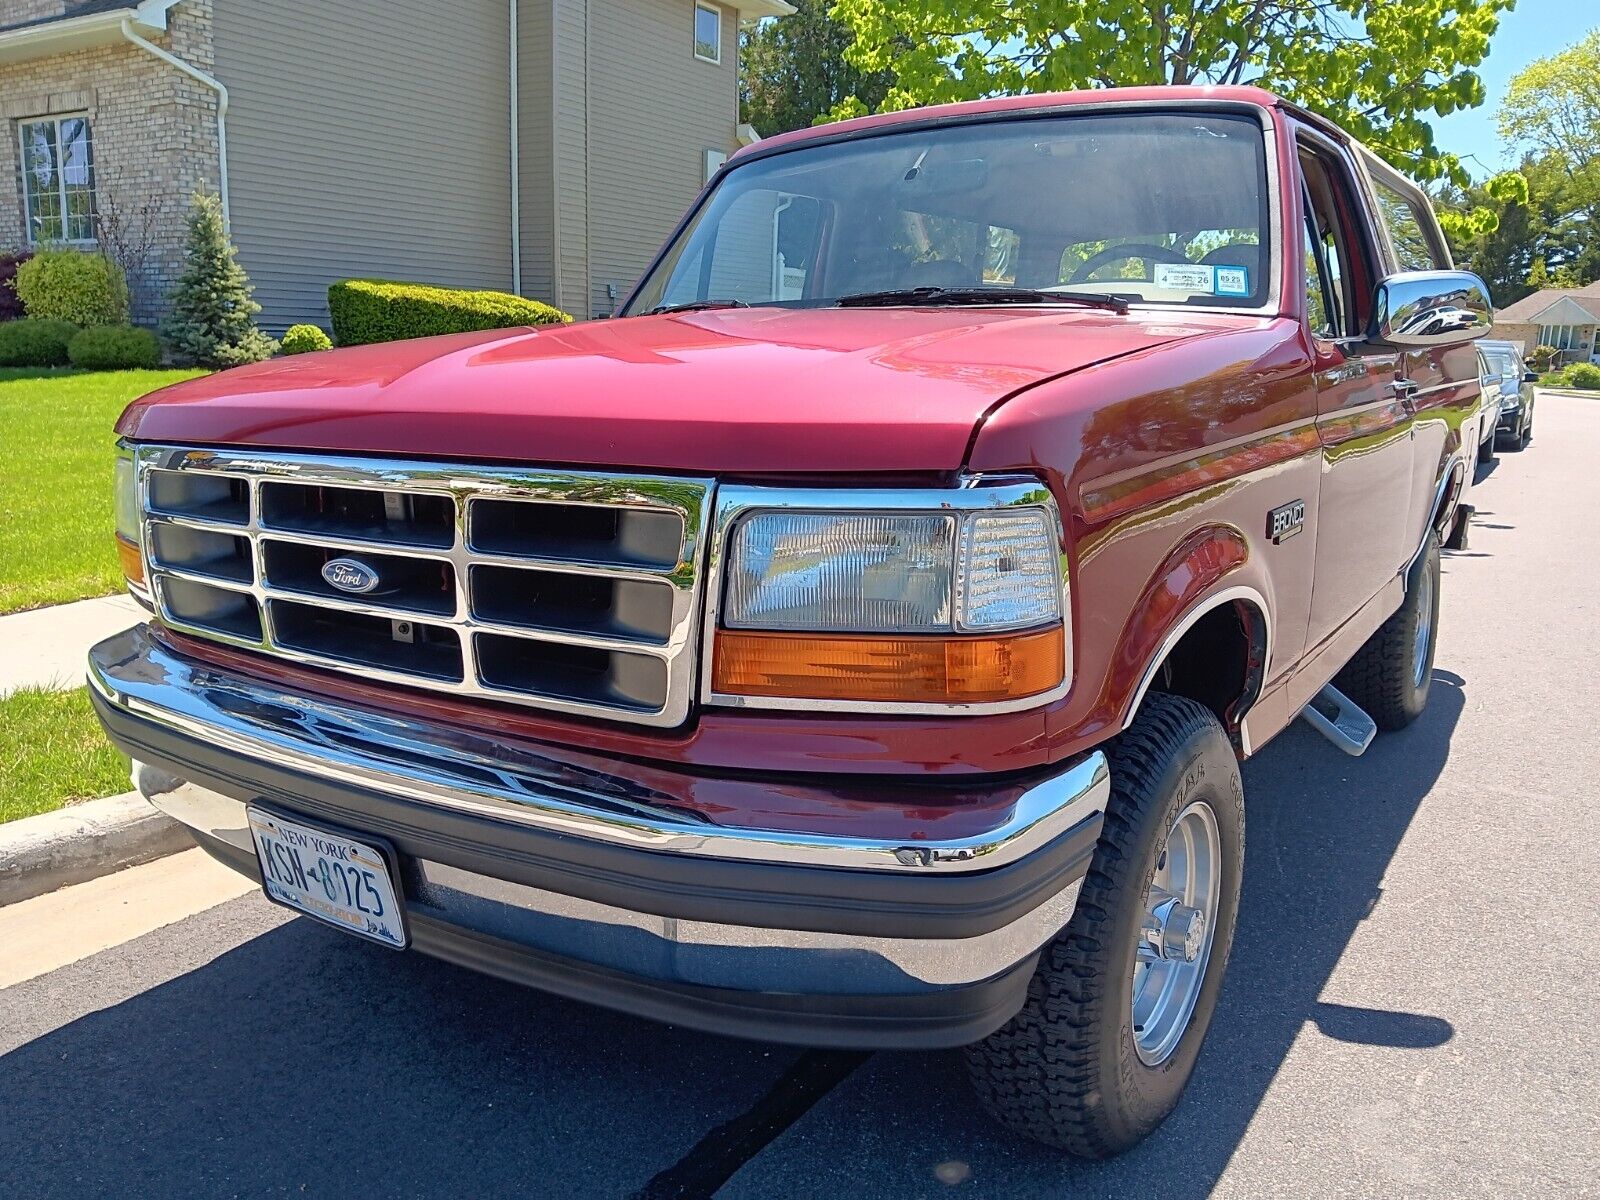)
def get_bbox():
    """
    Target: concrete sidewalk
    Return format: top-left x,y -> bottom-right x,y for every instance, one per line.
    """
0,594 -> 141,696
